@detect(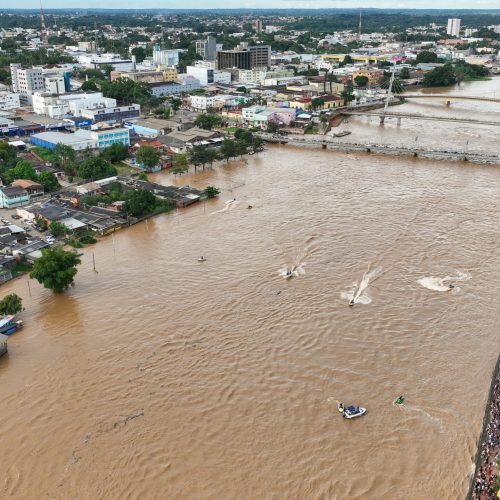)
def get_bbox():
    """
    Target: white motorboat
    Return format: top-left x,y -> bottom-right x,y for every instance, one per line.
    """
338,403 -> 367,419
197,257 -> 207,262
